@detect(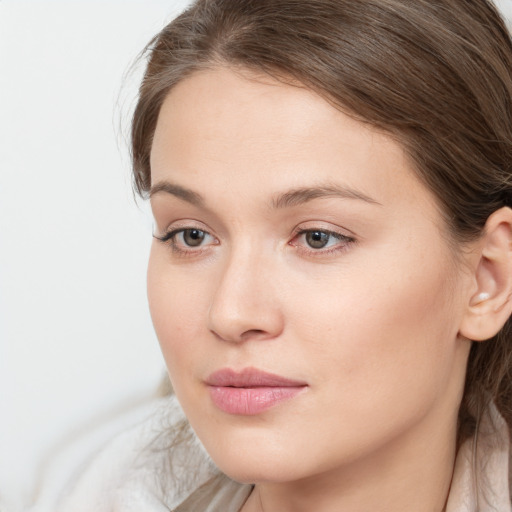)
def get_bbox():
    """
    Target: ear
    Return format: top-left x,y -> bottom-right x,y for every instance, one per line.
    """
459,207 -> 512,341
